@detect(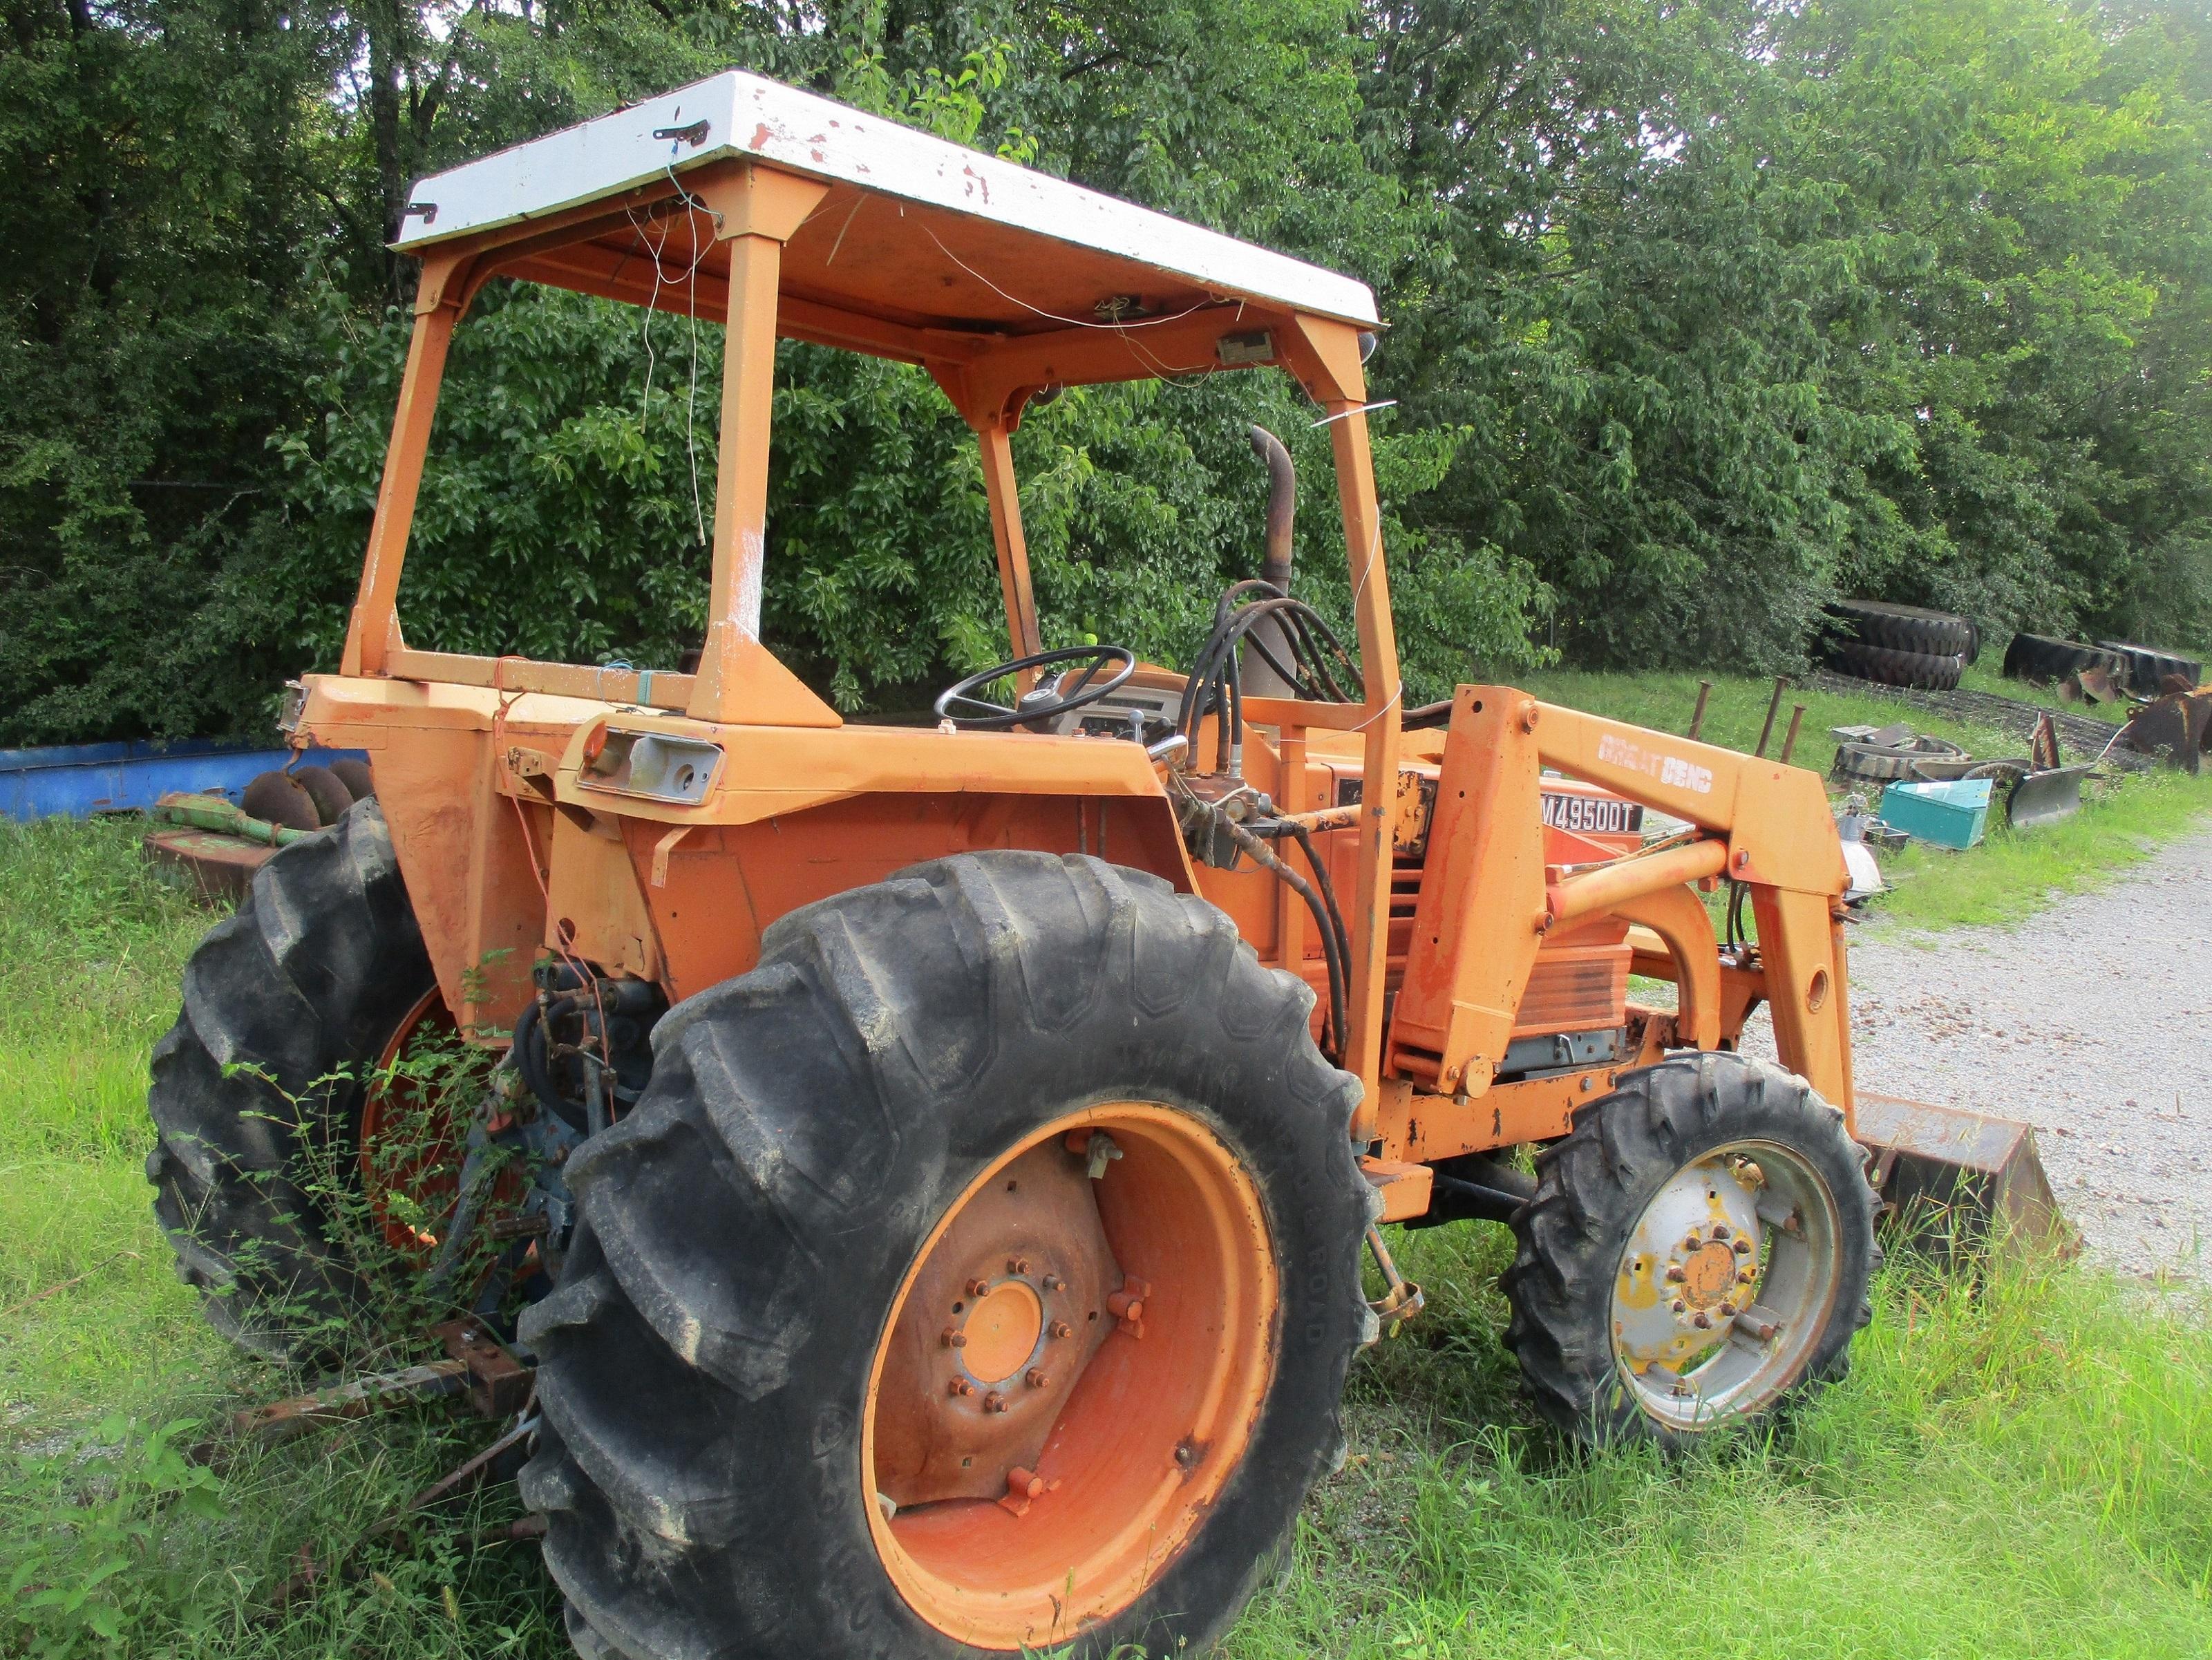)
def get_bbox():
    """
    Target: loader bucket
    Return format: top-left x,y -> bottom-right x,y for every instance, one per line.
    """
1854,1093 -> 2073,1262
2005,764 -> 2093,830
